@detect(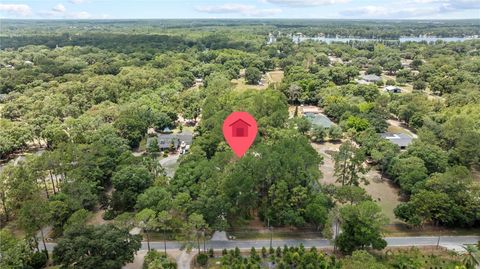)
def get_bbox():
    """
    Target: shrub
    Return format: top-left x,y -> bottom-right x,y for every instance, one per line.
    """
386,79 -> 396,86
208,248 -> 214,258
28,251 -> 48,269
328,125 -> 343,141
196,253 -> 208,266
103,209 -> 116,220
366,65 -> 382,76
262,246 -> 268,258
143,250 -> 176,269
413,80 -> 427,91
311,126 -> 326,143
